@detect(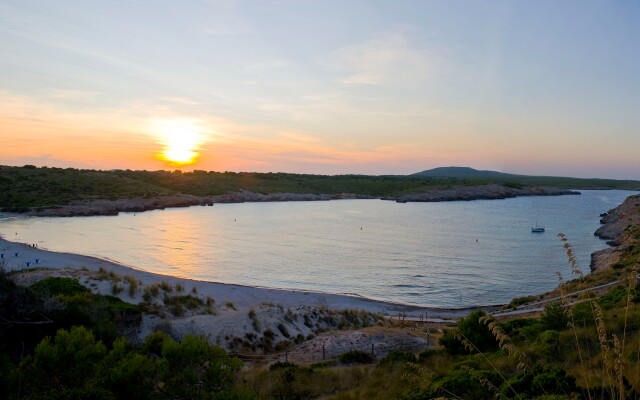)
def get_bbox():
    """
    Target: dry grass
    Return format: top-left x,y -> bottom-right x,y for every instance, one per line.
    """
123,274 -> 138,297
